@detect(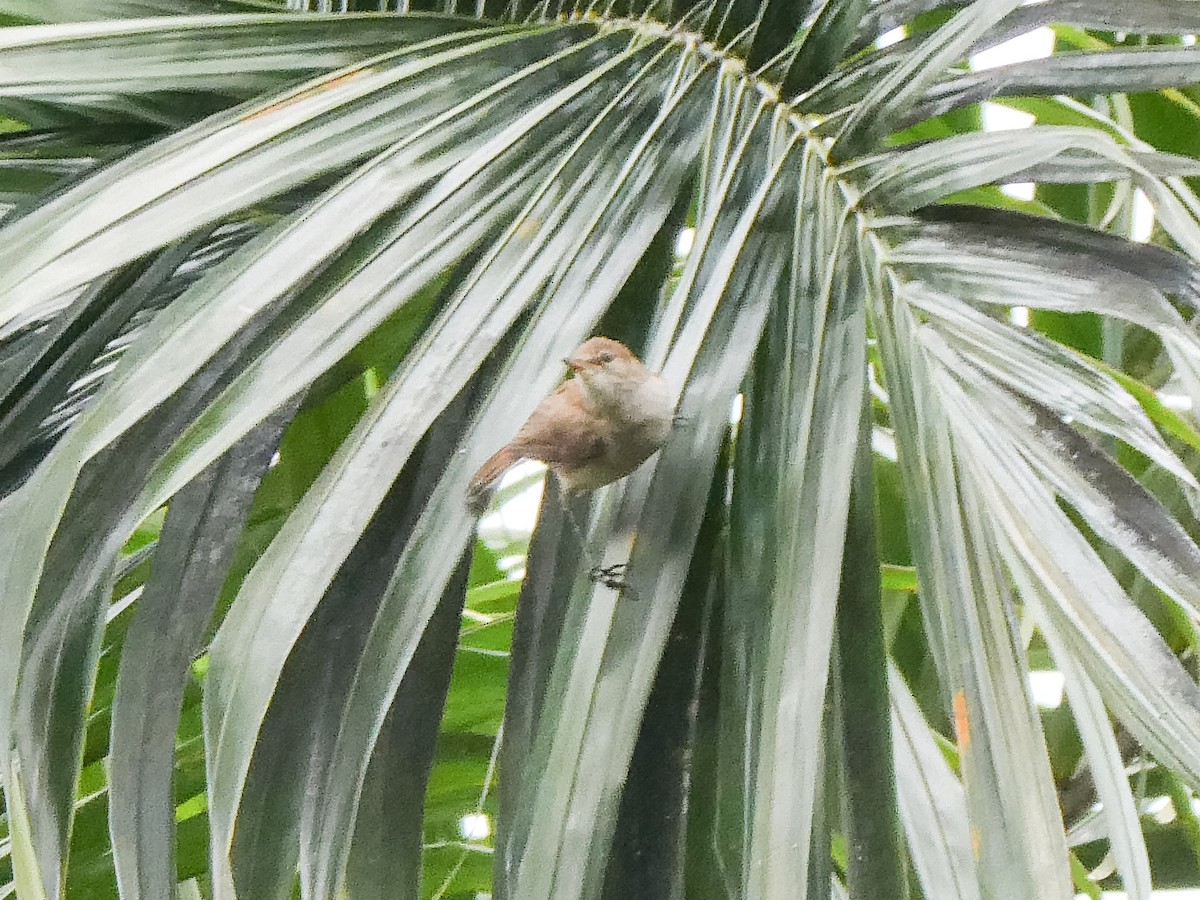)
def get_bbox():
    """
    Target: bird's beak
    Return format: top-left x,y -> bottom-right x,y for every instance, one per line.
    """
564,358 -> 584,372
